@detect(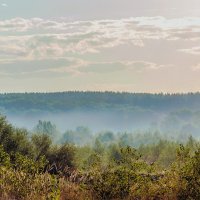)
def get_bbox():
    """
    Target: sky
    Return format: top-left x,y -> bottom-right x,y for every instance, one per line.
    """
1,0 -> 200,93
